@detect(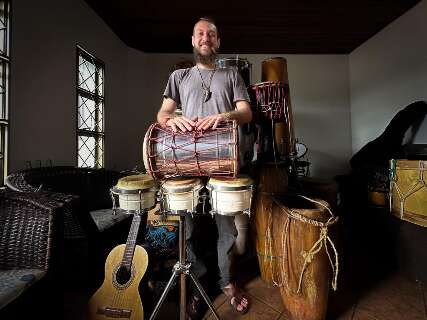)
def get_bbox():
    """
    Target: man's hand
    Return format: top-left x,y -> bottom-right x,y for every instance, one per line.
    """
196,114 -> 228,130
165,116 -> 197,132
